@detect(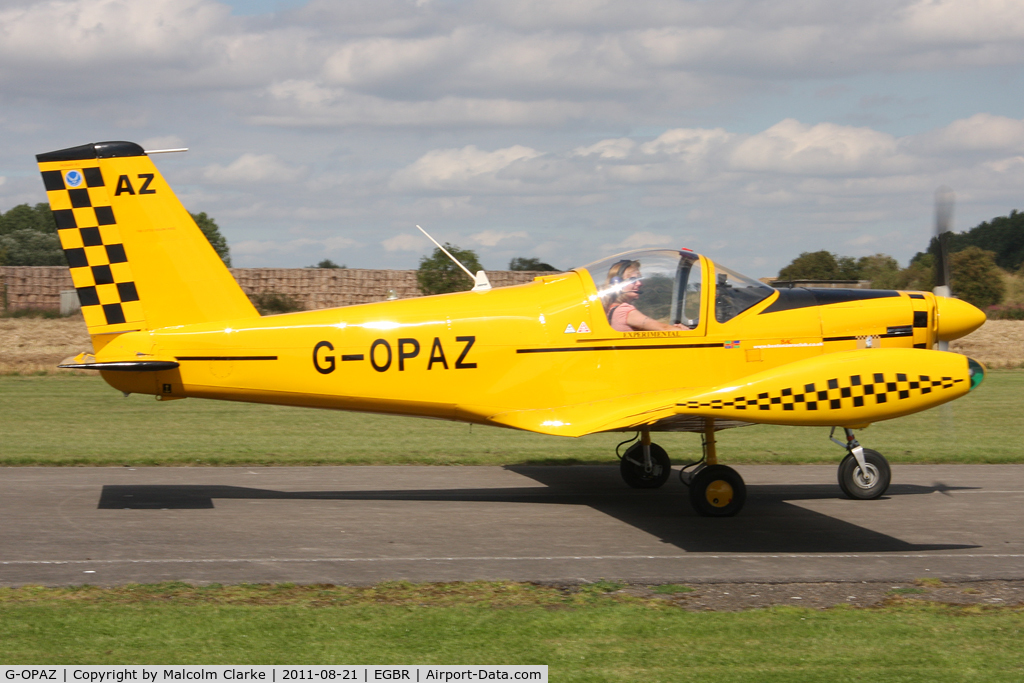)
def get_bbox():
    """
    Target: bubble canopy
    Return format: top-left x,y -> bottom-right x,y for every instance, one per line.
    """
577,249 -> 775,328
